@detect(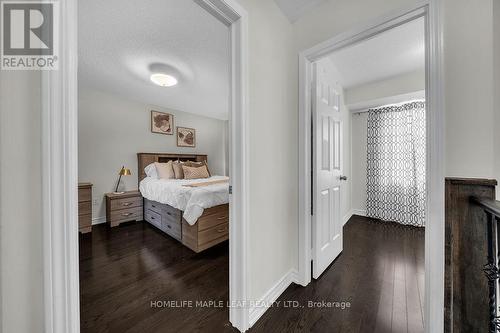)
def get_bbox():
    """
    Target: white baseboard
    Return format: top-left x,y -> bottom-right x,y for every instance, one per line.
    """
248,269 -> 298,327
342,210 -> 353,225
92,216 -> 107,225
352,209 -> 367,217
